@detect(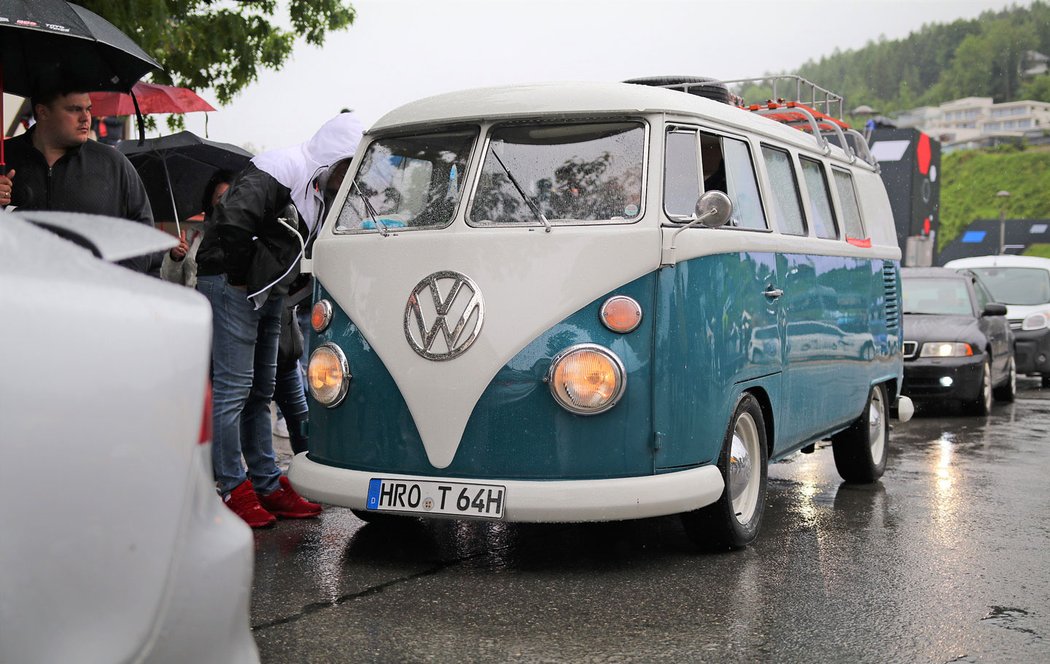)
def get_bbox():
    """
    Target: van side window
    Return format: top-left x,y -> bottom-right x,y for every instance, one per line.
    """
832,169 -> 865,239
699,132 -> 766,230
800,157 -> 839,239
664,131 -> 701,218
761,146 -> 806,236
